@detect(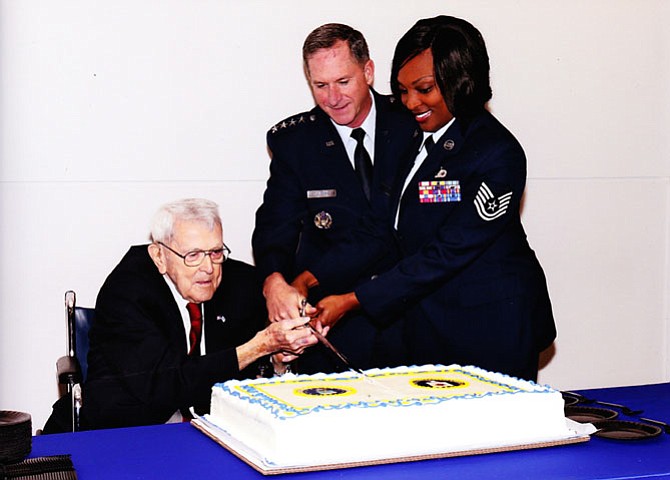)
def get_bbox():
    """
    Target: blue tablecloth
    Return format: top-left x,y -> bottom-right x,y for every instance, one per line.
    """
30,382 -> 670,479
